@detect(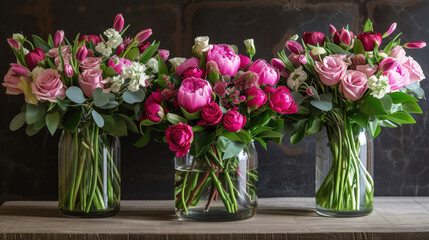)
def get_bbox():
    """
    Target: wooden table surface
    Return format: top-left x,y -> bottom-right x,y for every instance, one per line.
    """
0,197 -> 429,239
